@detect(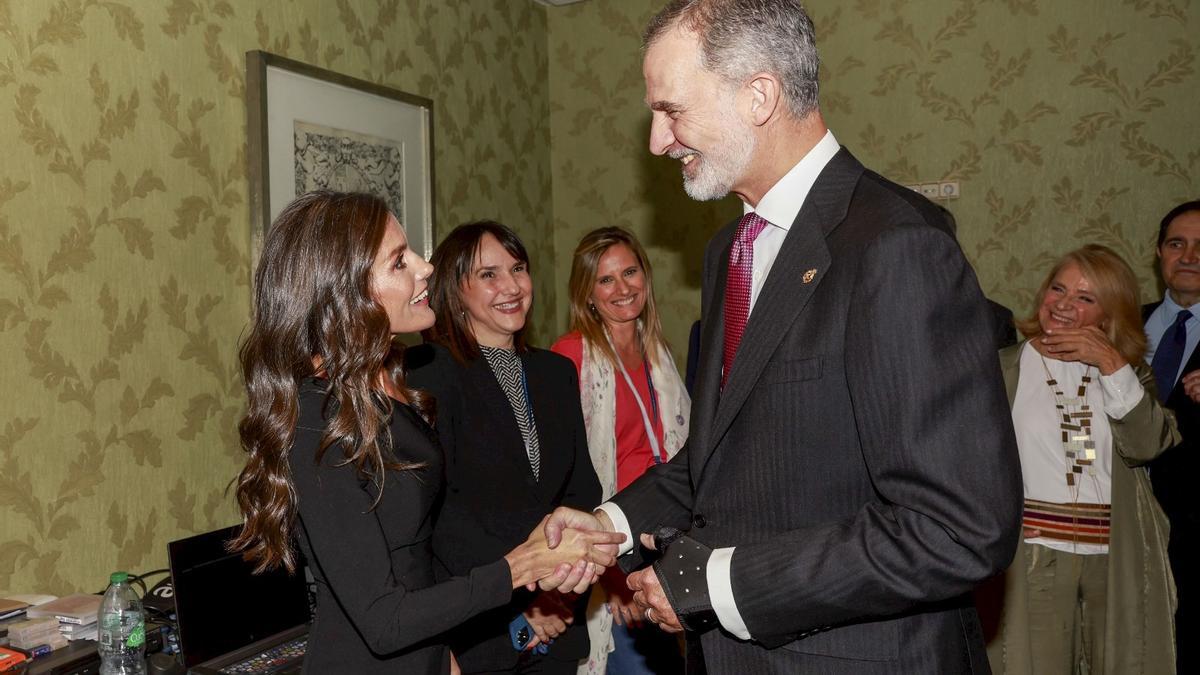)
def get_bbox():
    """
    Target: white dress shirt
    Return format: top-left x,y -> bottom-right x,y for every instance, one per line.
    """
1144,293 -> 1200,385
598,129 -> 841,641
